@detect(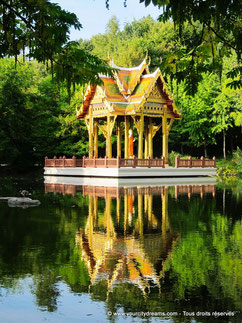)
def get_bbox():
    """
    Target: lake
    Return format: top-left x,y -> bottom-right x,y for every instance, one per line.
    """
0,174 -> 241,322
